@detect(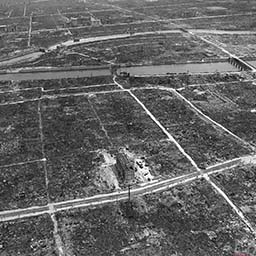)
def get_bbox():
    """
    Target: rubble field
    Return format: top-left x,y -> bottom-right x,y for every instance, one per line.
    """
212,164 -> 256,226
134,88 -> 251,166
71,32 -> 228,66
0,214 -> 57,256
179,81 -> 256,145
56,179 -> 254,256
42,91 -> 195,202
199,33 -> 256,60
